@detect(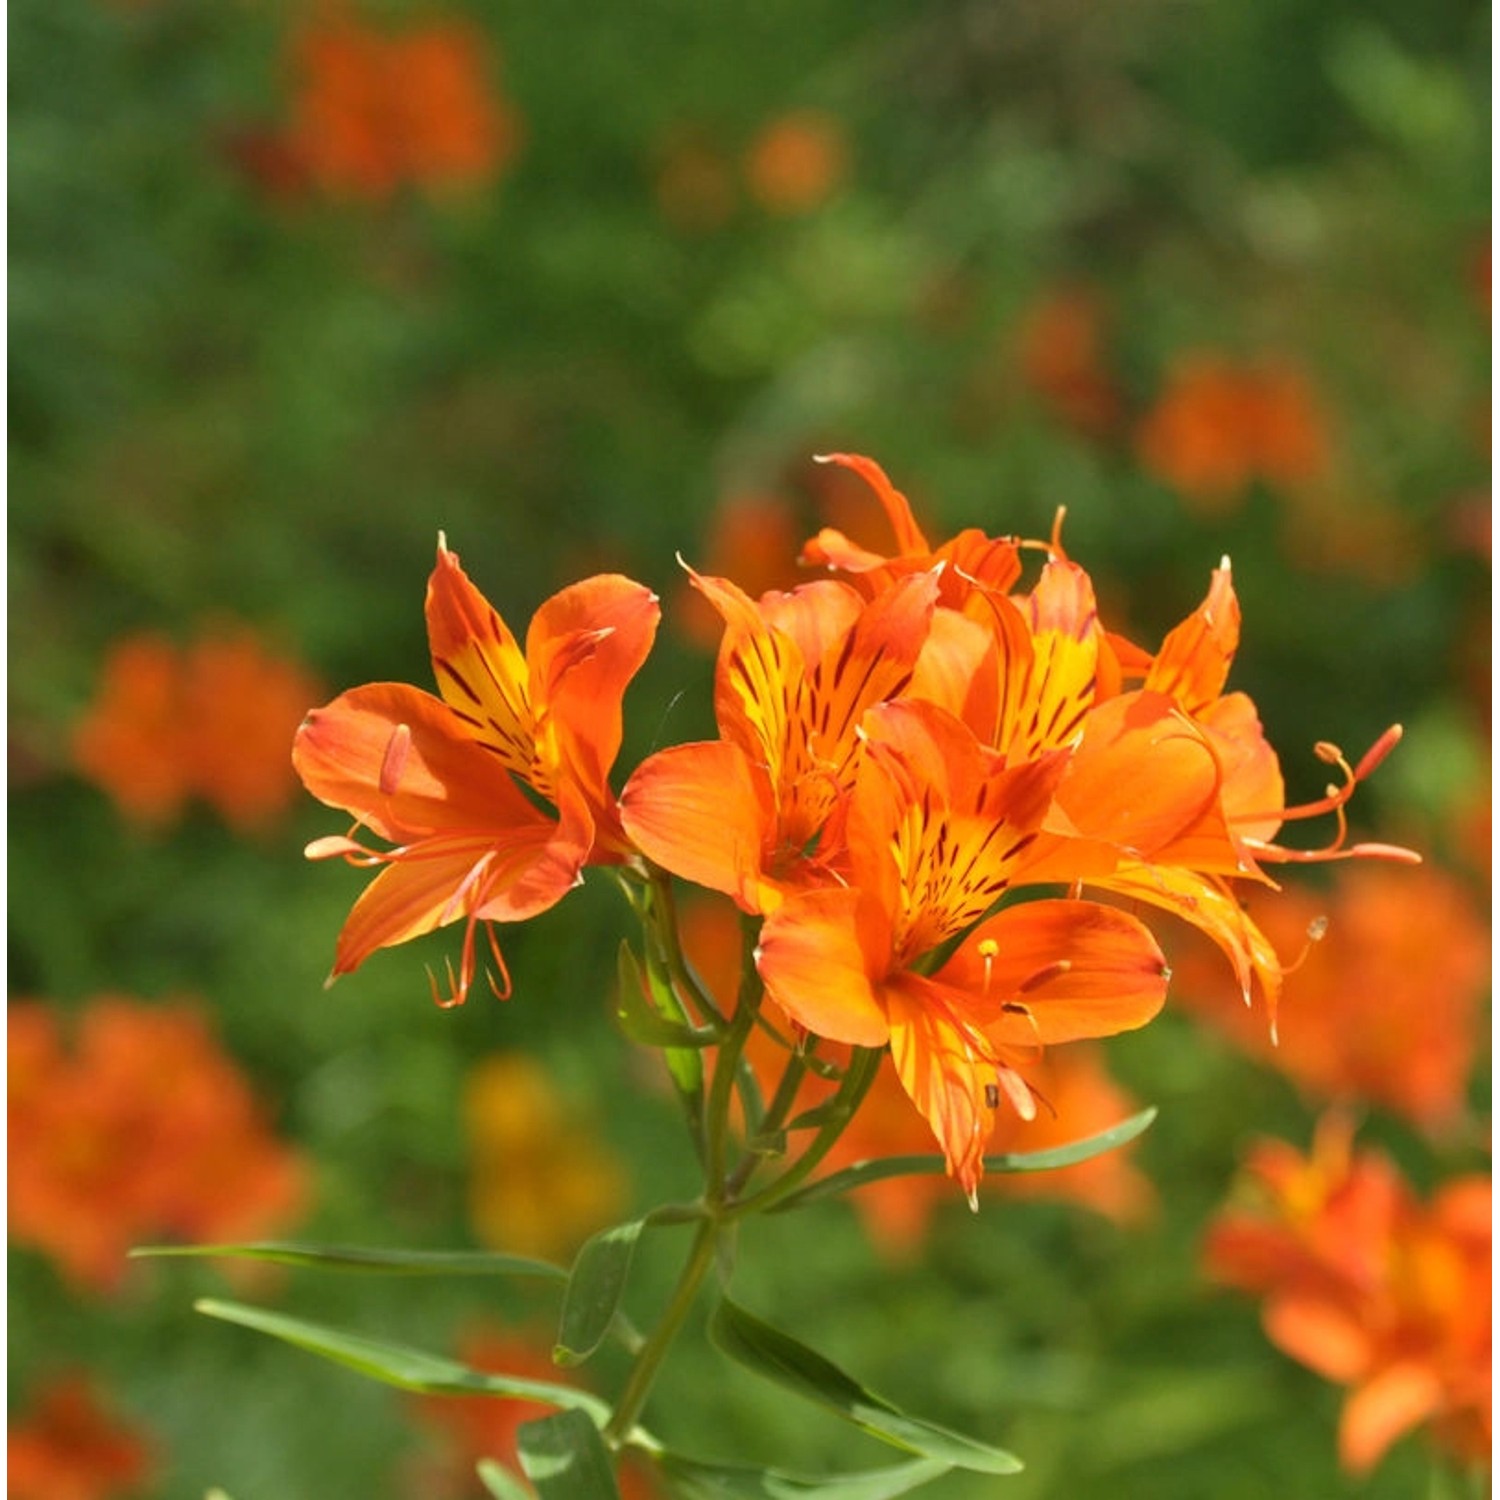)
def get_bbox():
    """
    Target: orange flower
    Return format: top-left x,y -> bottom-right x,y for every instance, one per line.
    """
1171,864 -> 1488,1133
8,1373 -> 155,1500
1025,558 -> 1415,1036
285,18 -> 518,202
8,998 -> 308,1293
464,1053 -> 627,1261
72,625 -> 320,831
744,110 -> 848,215
294,539 -> 659,1005
1015,285 -> 1121,438
1137,353 -> 1333,512
1206,1118 -> 1491,1474
755,699 -> 1170,1196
